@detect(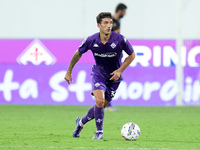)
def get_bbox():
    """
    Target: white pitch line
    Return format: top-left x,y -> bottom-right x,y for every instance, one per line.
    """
74,147 -> 200,150
0,145 -> 200,150
0,145 -> 64,149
